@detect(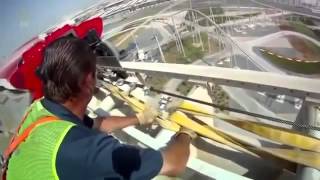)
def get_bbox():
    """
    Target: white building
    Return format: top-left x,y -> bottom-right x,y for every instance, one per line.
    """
301,0 -> 320,7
